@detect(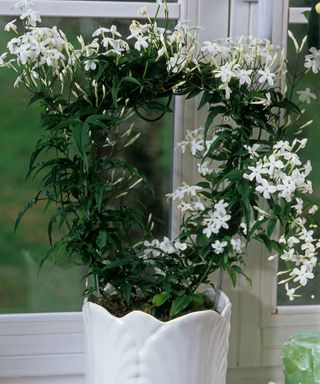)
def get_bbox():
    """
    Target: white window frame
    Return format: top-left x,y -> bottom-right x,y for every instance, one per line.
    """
0,1 -> 232,382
